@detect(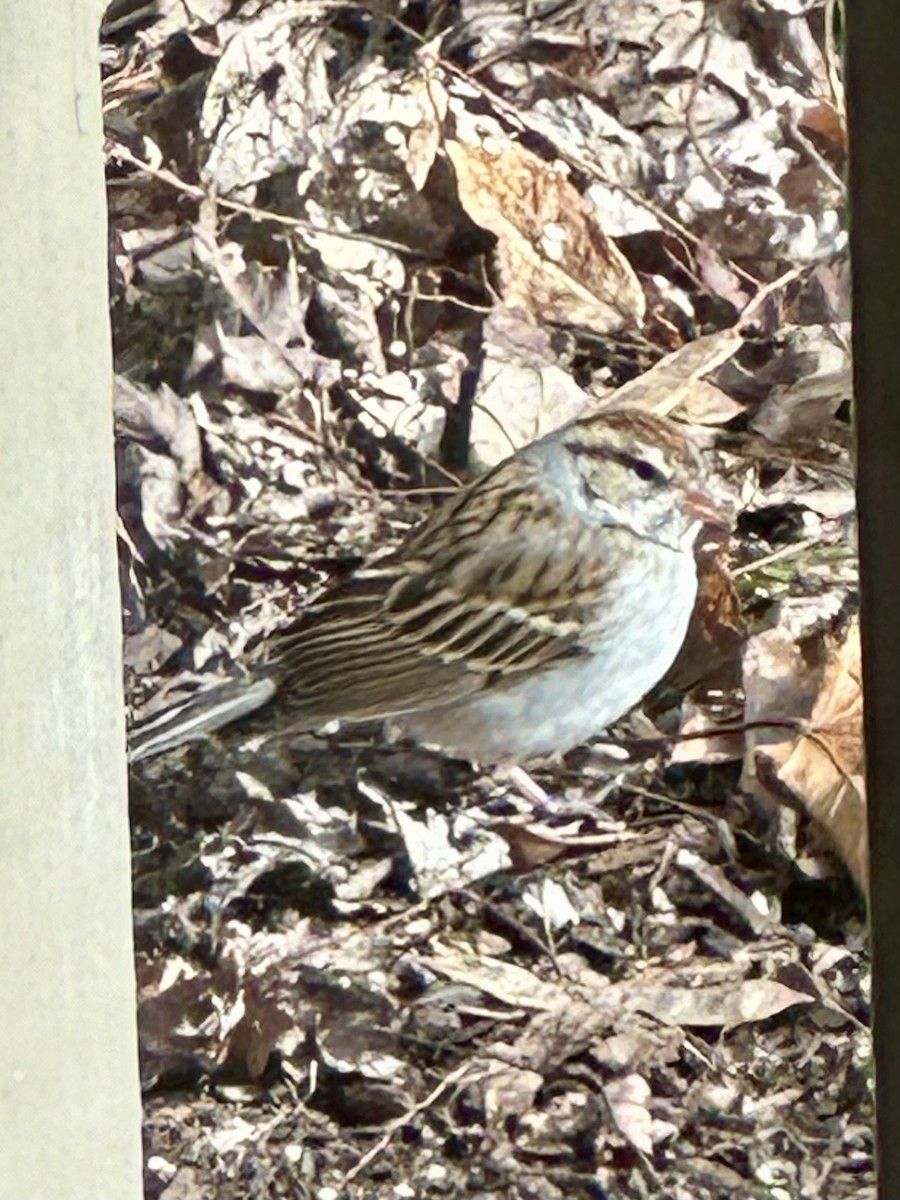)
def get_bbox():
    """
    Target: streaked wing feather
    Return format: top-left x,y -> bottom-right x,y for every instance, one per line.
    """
264,457 -> 614,724
267,605 -> 483,721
